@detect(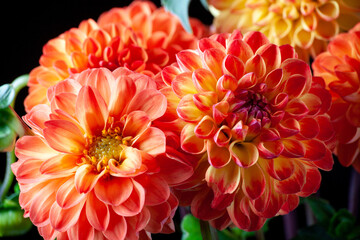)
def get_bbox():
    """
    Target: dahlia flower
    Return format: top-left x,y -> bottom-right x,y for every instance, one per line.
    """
313,23 -> 360,172
161,30 -> 335,231
208,0 -> 360,61
25,0 -> 208,112
12,68 -> 193,239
